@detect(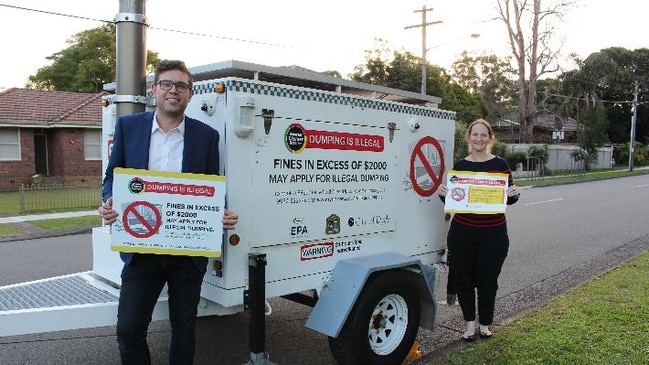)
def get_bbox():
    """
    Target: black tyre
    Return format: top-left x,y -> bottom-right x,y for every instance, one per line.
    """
328,270 -> 421,365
